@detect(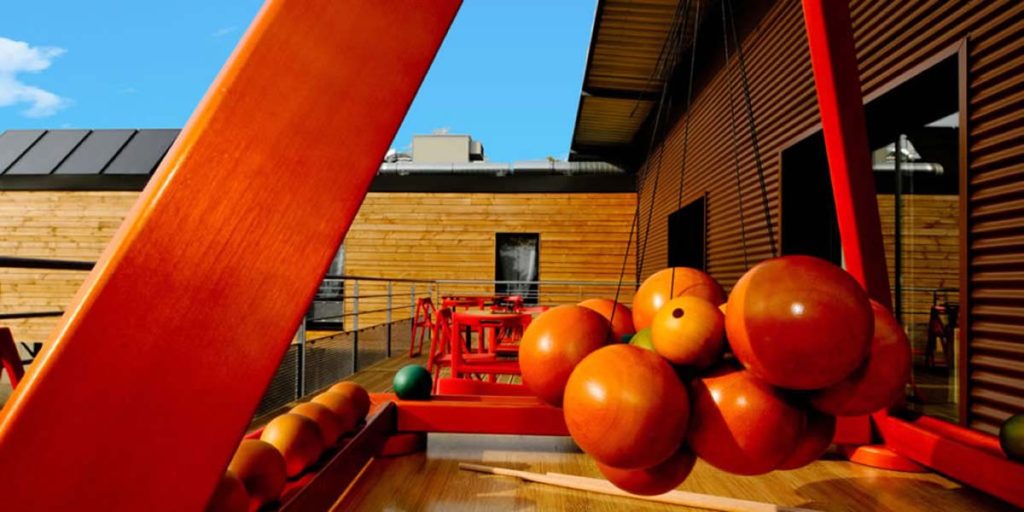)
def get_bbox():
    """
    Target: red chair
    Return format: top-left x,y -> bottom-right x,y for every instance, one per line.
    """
449,313 -> 520,383
409,297 -> 435,357
0,327 -> 25,390
426,308 -> 498,391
